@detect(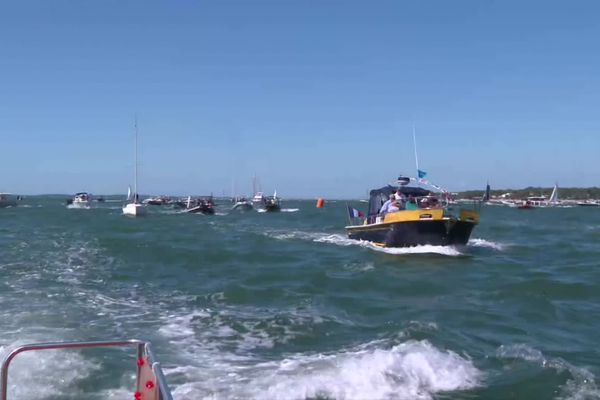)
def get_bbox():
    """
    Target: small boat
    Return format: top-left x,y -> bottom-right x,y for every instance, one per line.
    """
123,117 -> 147,217
263,190 -> 281,212
251,175 -> 265,207
232,196 -> 253,211
517,201 -> 535,209
577,200 -> 599,207
547,183 -> 560,206
143,196 -> 172,206
0,339 -> 173,400
67,192 -> 92,208
178,196 -> 215,214
346,176 -> 480,248
0,193 -> 17,208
